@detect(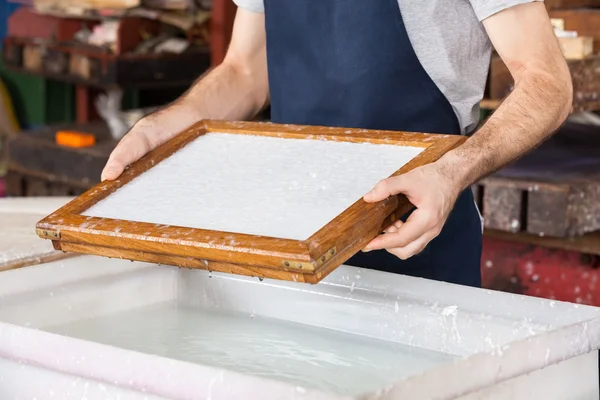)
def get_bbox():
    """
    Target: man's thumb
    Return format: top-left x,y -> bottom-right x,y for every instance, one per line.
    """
101,162 -> 123,181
